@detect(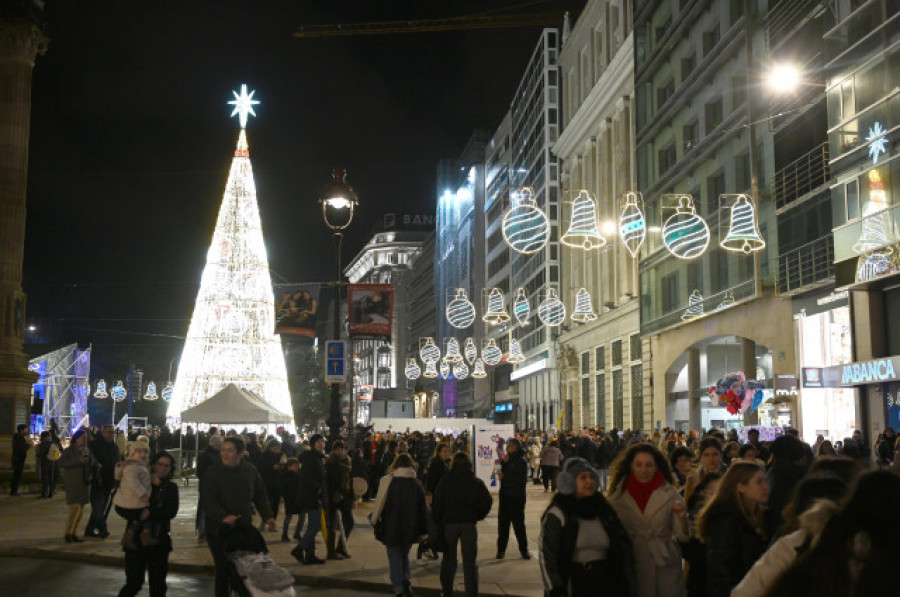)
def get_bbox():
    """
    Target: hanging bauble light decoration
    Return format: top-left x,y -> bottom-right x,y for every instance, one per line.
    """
538,288 -> 567,326
716,290 -> 735,311
445,288 -> 477,329
422,360 -> 438,378
508,336 -> 525,363
94,379 -> 109,399
143,381 -> 159,401
464,338 -> 478,364
502,187 -> 550,254
161,381 -> 174,403
453,362 -> 470,380
405,358 -> 421,380
570,288 -> 598,323
482,288 -> 511,325
482,339 -> 503,366
439,359 -> 452,379
720,194 -> 766,254
445,337 -> 463,363
513,288 -> 531,326
471,358 -> 487,378
662,195 -> 710,259
682,289 -> 704,320
561,190 -> 606,250
619,191 -> 646,258
420,337 -> 441,364
111,380 -> 128,402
